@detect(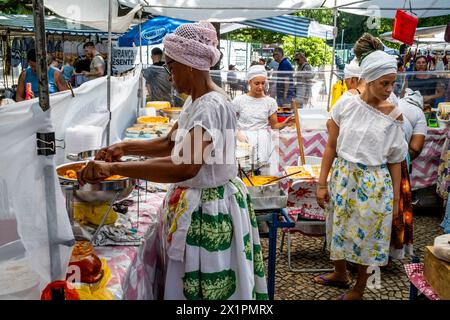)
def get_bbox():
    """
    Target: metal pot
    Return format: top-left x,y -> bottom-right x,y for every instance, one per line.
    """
56,161 -> 135,203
